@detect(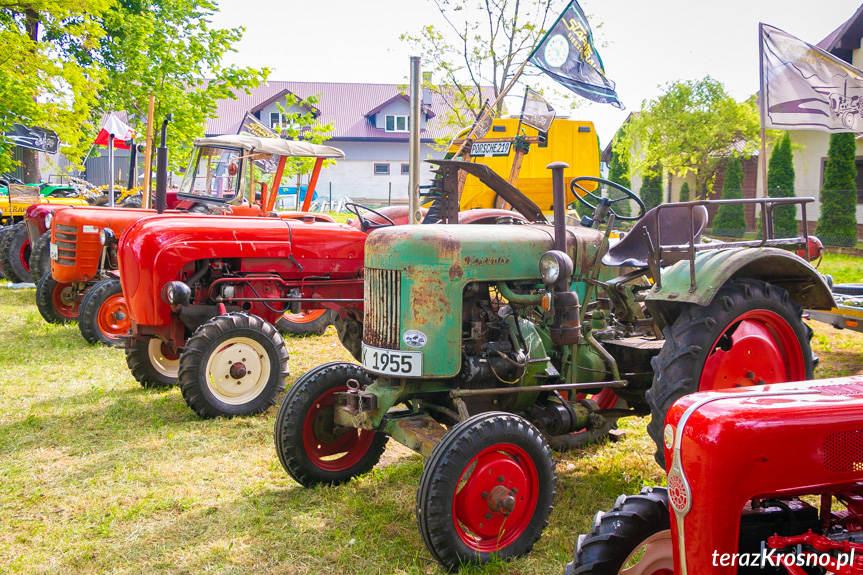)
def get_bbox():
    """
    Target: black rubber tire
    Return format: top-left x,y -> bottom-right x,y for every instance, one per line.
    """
78,278 -> 127,345
834,283 -> 863,296
646,278 -> 814,467
120,195 -> 142,208
275,308 -> 338,336
565,487 -> 671,575
0,225 -> 11,279
90,194 -> 109,206
0,221 -> 31,283
416,412 -> 556,570
35,273 -> 77,324
179,312 -> 289,418
125,337 -> 179,389
274,362 -> 388,486
28,231 -> 51,284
